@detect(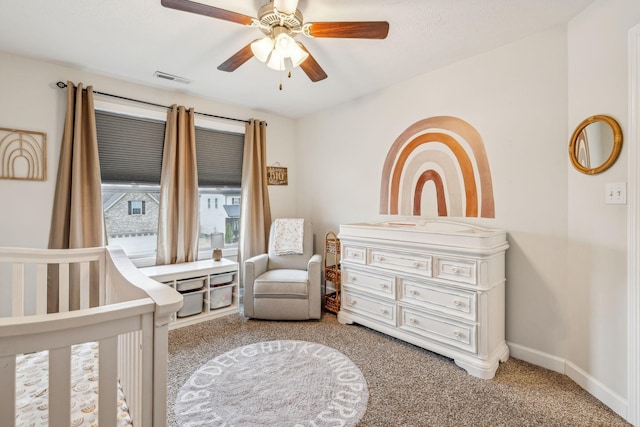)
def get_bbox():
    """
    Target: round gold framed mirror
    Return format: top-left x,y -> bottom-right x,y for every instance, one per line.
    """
569,114 -> 623,175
